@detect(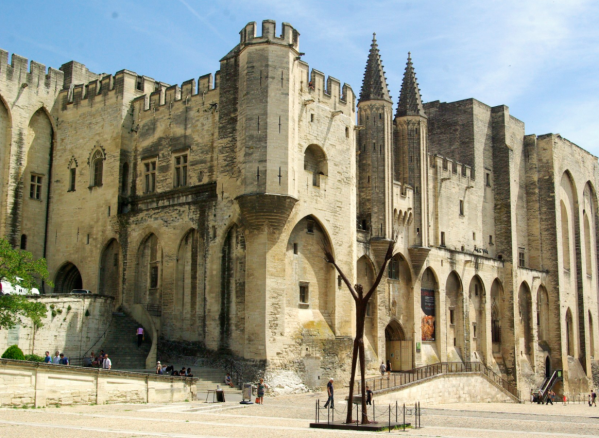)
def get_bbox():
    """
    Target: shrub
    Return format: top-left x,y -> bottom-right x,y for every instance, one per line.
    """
24,354 -> 44,362
2,345 -> 25,360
